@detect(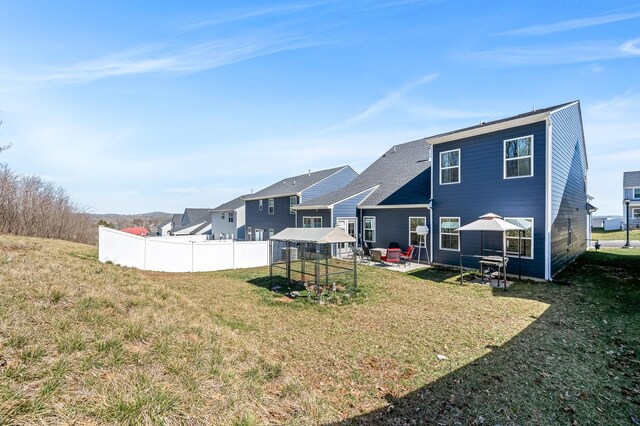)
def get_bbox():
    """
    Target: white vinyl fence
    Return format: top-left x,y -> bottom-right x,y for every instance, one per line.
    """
98,227 -> 269,272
